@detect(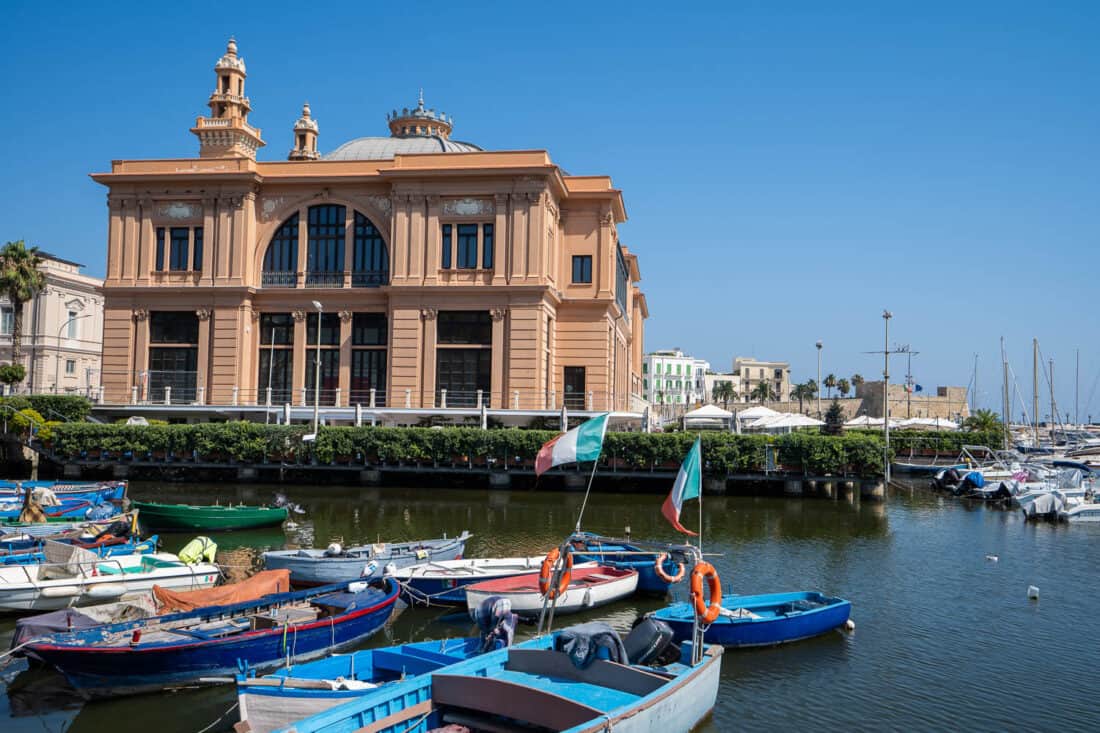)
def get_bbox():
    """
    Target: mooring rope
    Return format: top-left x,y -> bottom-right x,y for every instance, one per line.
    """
195,701 -> 240,733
